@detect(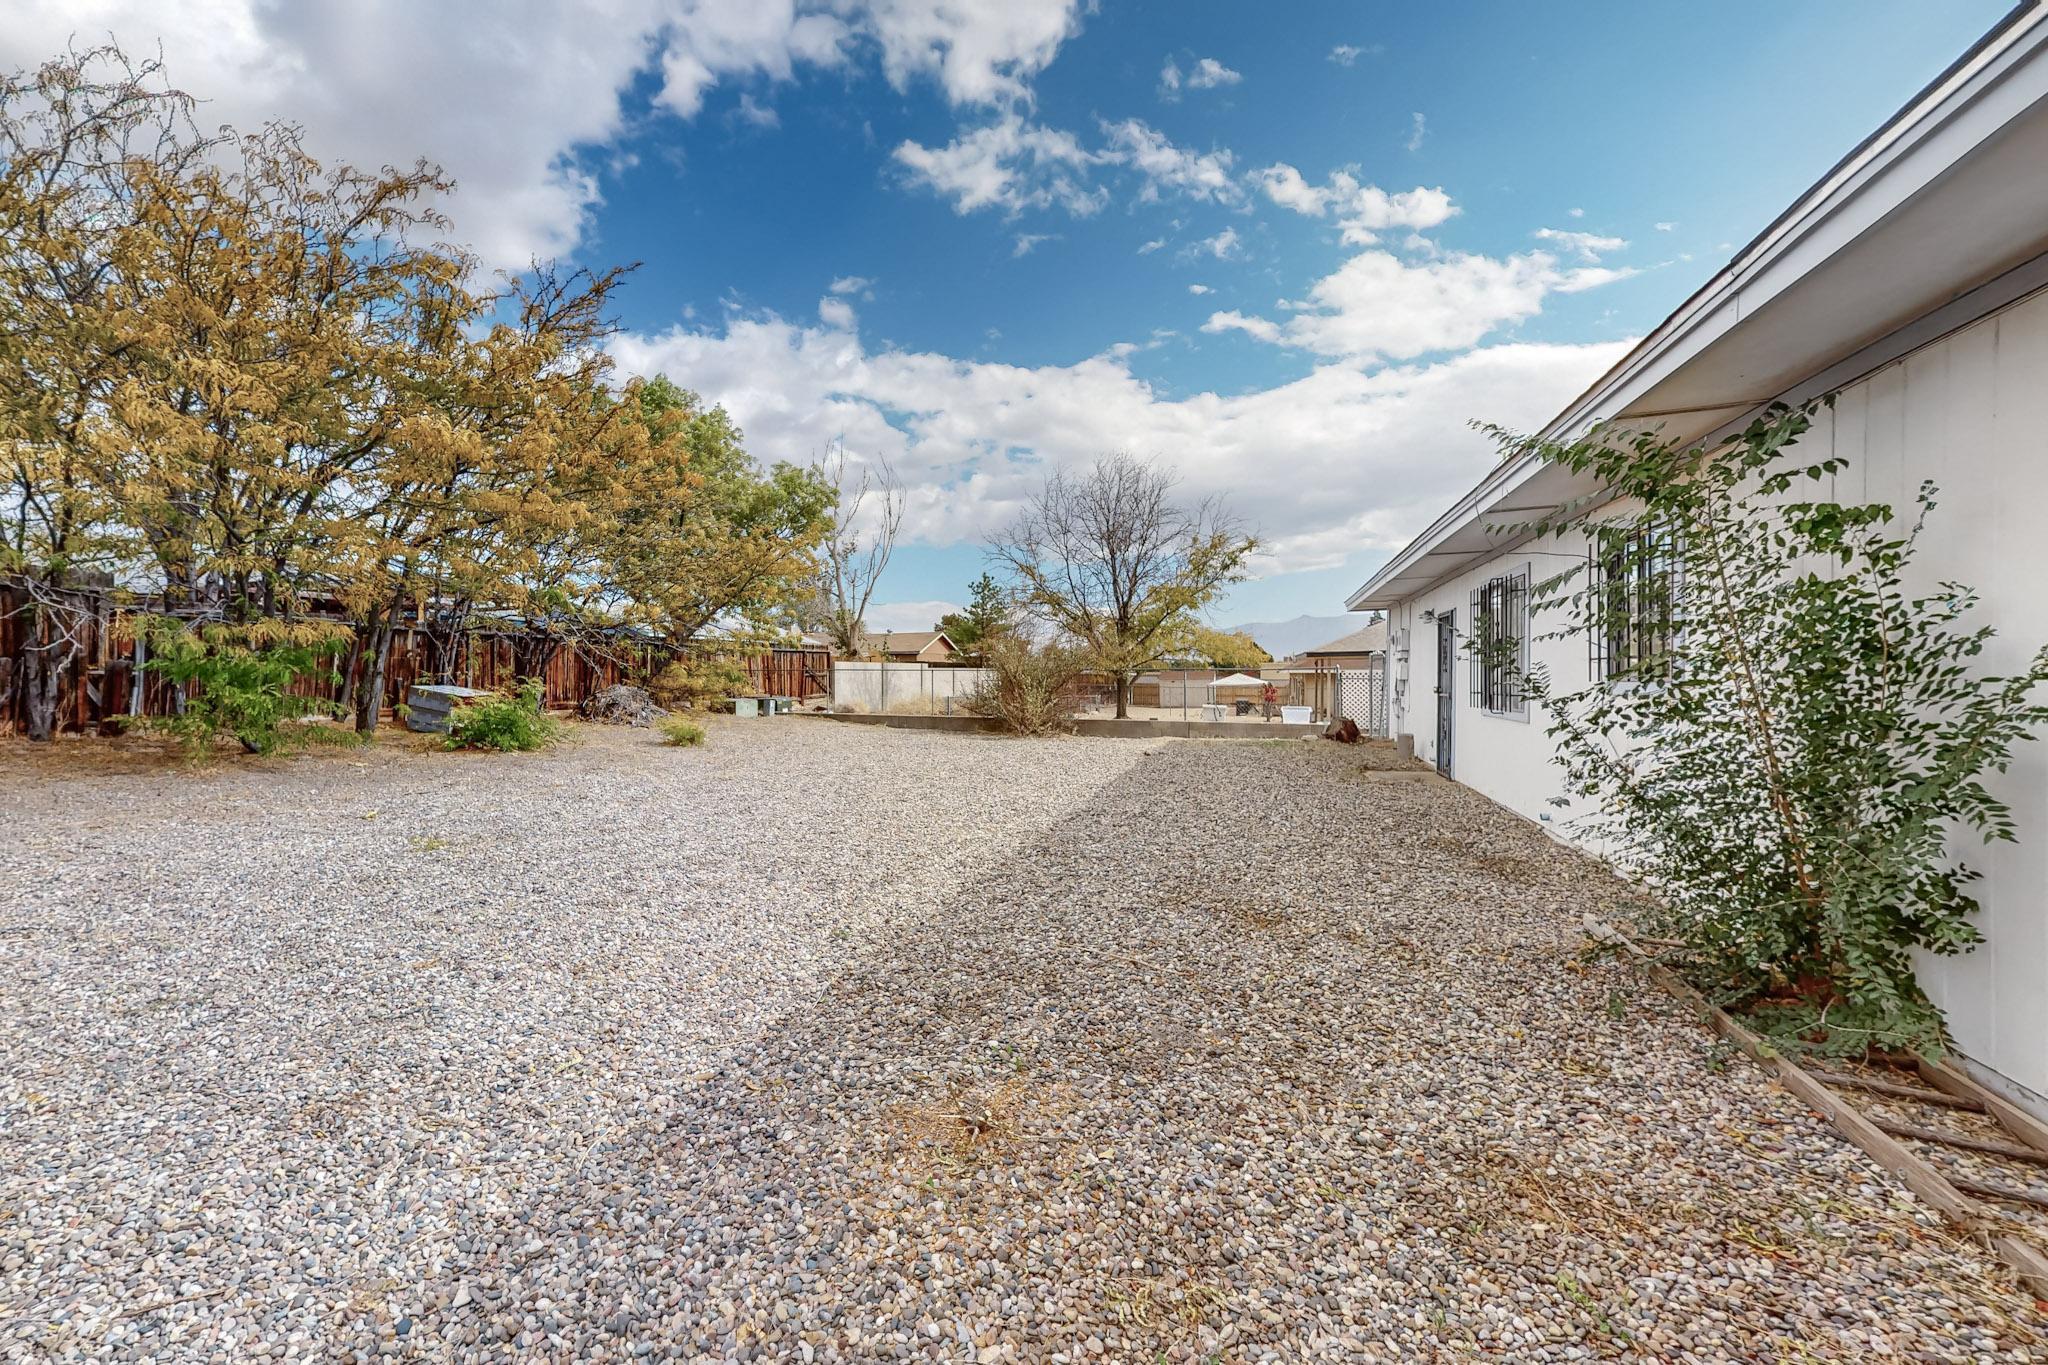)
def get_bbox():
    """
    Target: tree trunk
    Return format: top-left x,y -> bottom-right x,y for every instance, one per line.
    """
15,599 -> 86,742
511,630 -> 557,694
337,633 -> 363,715
353,601 -> 401,734
1114,670 -> 1130,719
21,641 -> 72,741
